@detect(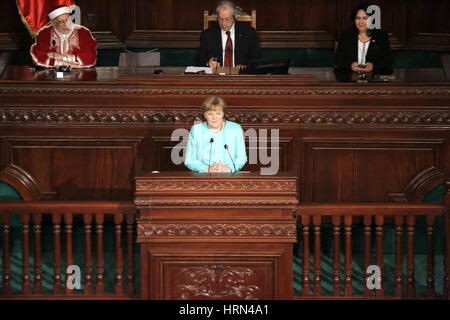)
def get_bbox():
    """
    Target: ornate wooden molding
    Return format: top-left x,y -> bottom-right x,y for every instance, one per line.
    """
1,109 -> 449,127
135,198 -> 299,207
1,86 -> 449,96
137,223 -> 297,239
0,164 -> 43,201
136,180 -> 297,192
389,167 -> 445,203
175,265 -> 262,300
